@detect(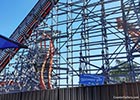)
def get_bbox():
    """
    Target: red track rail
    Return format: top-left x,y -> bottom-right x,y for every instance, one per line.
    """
116,17 -> 140,49
0,0 -> 58,72
40,34 -> 54,89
